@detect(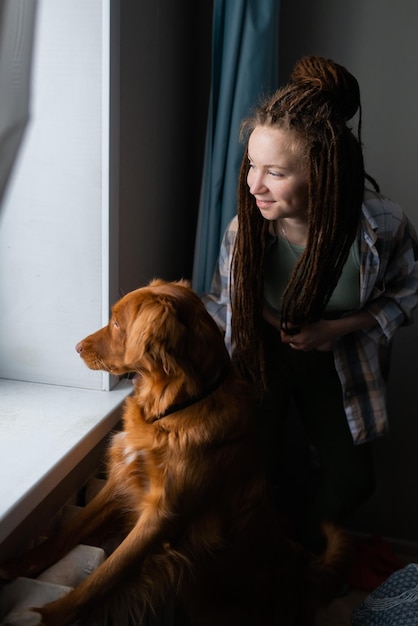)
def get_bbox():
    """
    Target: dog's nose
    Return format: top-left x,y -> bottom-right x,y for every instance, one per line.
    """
75,341 -> 83,354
